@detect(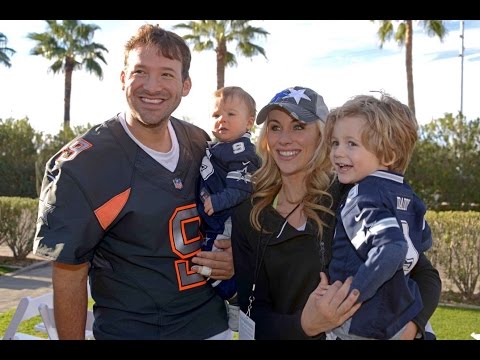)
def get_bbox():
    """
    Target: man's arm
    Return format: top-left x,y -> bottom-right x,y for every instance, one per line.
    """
52,262 -> 89,340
